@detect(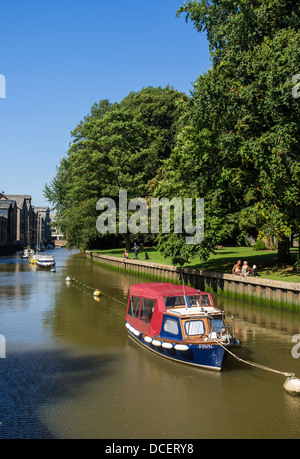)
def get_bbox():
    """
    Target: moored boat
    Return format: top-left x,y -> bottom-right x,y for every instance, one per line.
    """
36,255 -> 56,269
22,248 -> 34,258
29,254 -> 39,264
125,283 -> 238,371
